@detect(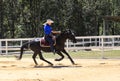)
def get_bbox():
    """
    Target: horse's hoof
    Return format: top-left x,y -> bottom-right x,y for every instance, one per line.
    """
72,62 -> 76,65
55,59 -> 60,61
34,65 -> 41,68
55,58 -> 63,61
34,65 -> 38,67
34,63 -> 38,66
17,58 -> 21,60
73,63 -> 77,65
49,64 -> 54,66
14,55 -> 20,60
